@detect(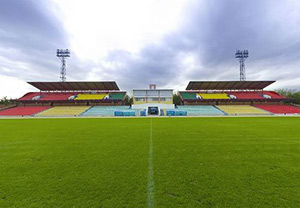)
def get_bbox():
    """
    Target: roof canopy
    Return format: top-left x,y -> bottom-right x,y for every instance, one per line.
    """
28,81 -> 120,91
186,81 -> 275,90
